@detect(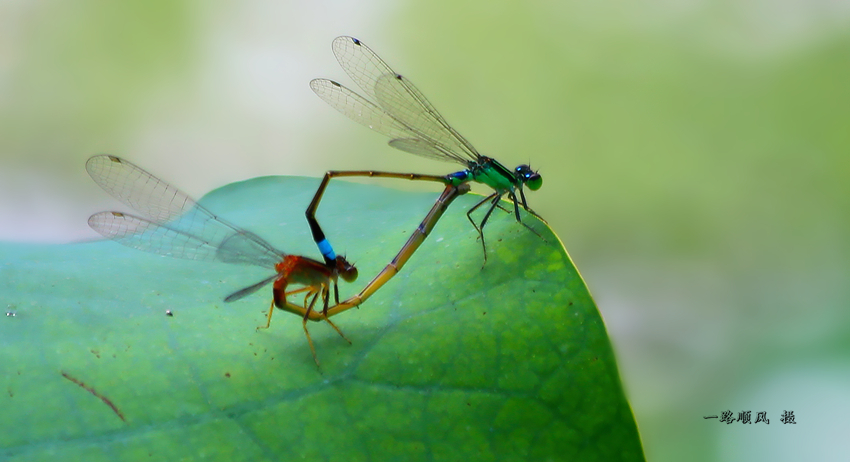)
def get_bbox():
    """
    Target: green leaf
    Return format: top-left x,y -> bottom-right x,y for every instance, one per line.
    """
0,177 -> 643,461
